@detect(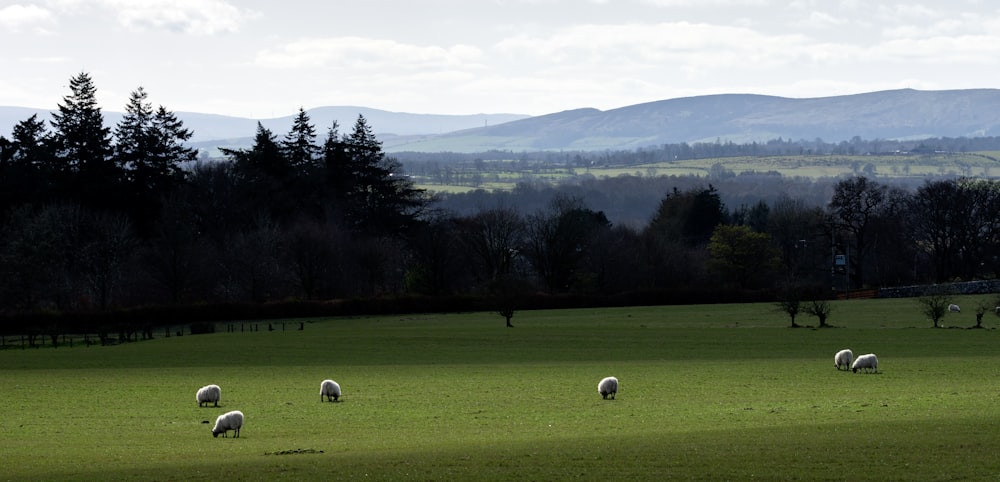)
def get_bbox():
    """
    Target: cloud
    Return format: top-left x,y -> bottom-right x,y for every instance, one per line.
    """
253,37 -> 484,71
639,0 -> 770,5
495,22 -> 811,73
0,4 -> 55,32
800,11 -> 847,29
114,0 -> 258,34
47,0 -> 256,34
